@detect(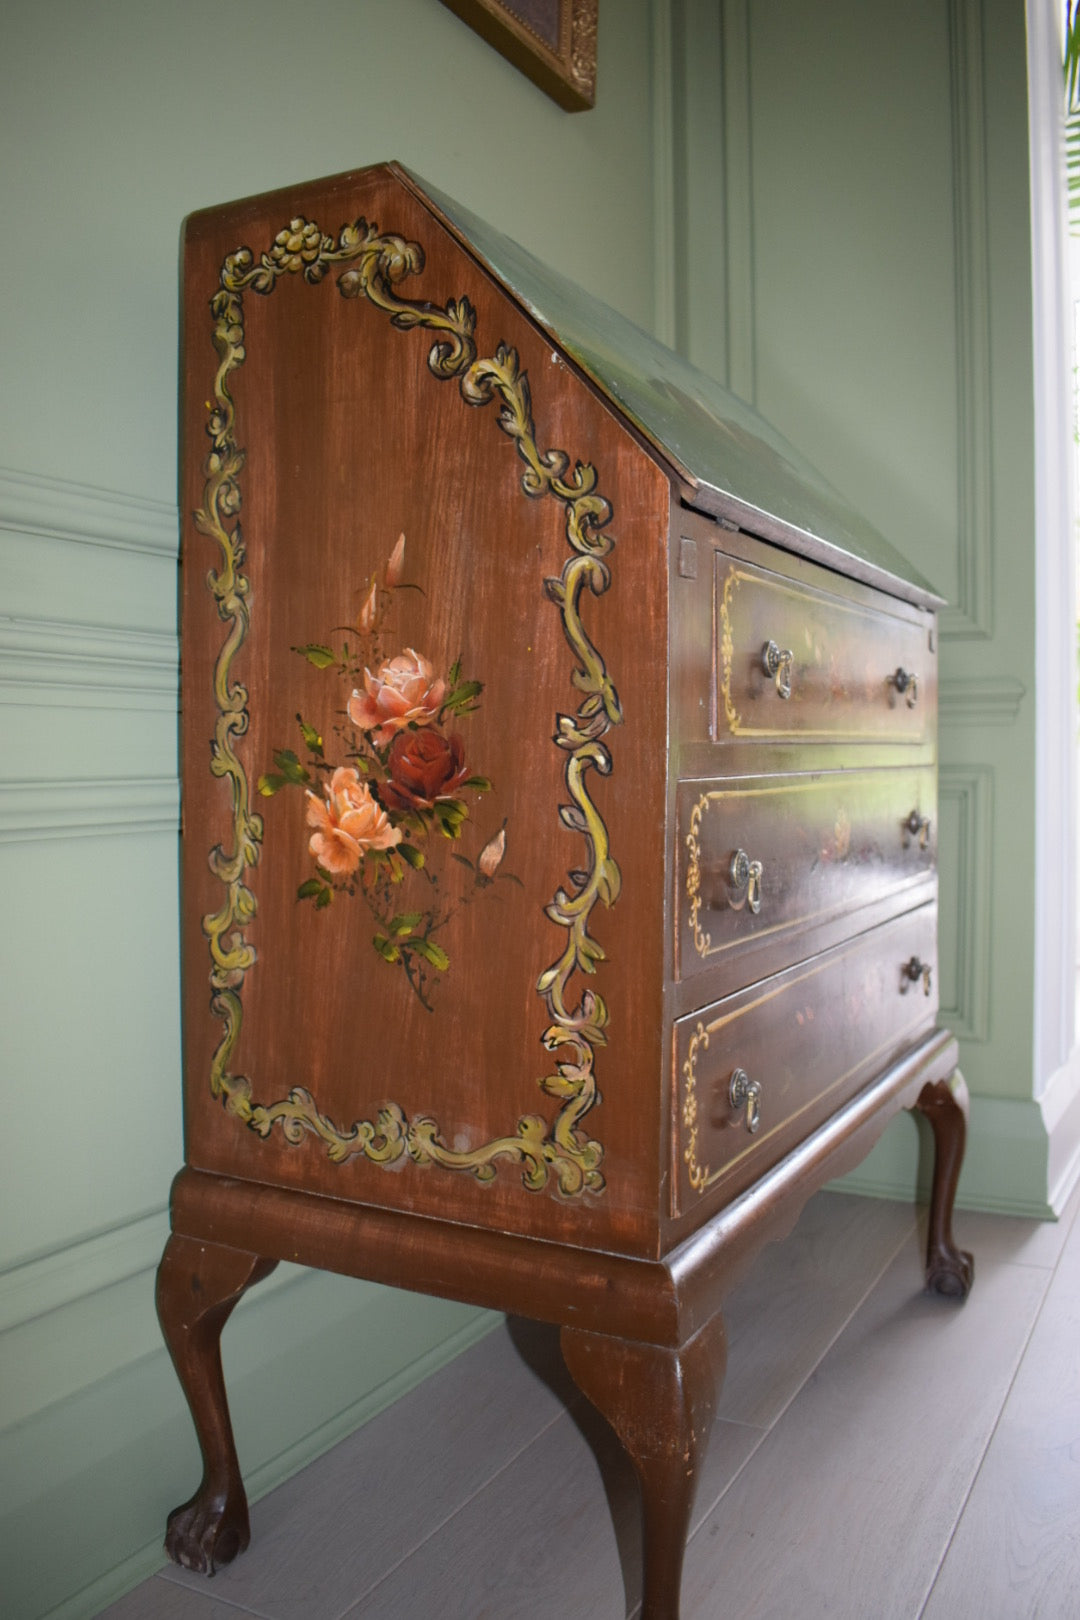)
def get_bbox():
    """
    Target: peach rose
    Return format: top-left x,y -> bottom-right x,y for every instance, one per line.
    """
305,766 -> 401,875
347,648 -> 447,747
